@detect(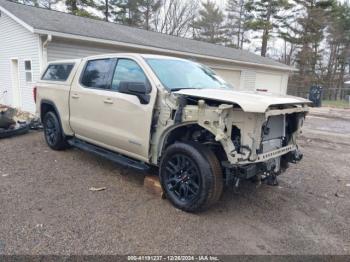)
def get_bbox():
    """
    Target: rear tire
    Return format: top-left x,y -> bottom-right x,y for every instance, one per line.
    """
159,142 -> 223,212
43,111 -> 69,150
